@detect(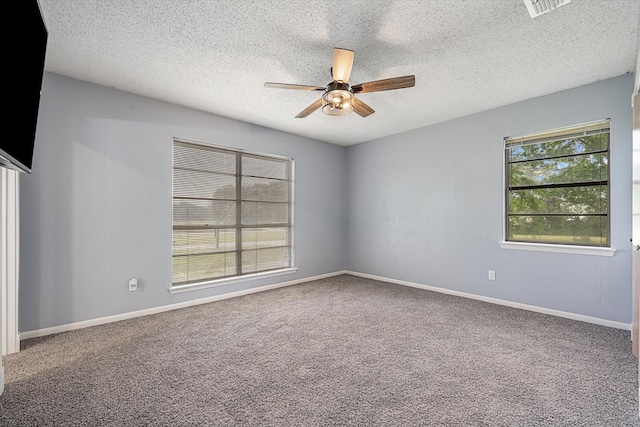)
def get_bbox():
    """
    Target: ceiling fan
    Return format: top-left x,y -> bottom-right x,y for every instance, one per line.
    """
264,48 -> 415,118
